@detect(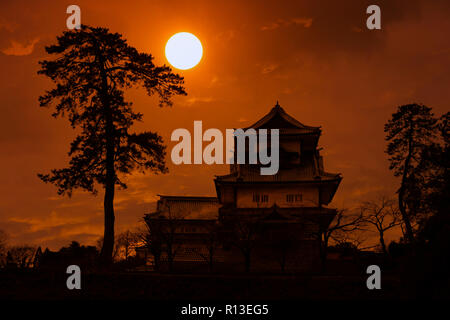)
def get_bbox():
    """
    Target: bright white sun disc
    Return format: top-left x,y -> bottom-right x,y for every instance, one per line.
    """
165,32 -> 203,70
